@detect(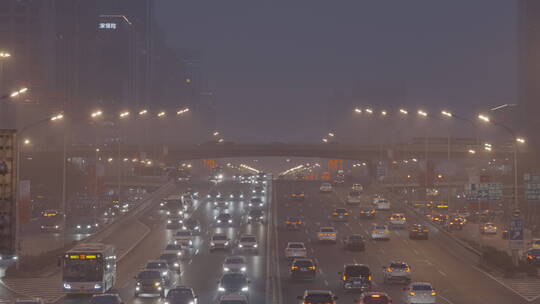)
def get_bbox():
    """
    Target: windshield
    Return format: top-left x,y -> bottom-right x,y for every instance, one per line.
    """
294,260 -> 314,267
305,294 -> 333,302
345,266 -> 370,276
137,271 -> 161,280
176,231 -> 192,236
167,289 -> 193,299
63,259 -> 103,282
288,243 -> 304,249
146,262 -> 167,269
213,235 -> 228,241
225,257 -> 245,264
412,284 -> 433,291
241,237 -> 256,242
165,244 -> 181,250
